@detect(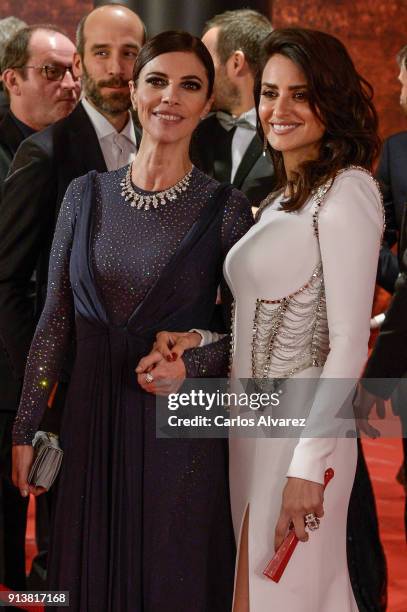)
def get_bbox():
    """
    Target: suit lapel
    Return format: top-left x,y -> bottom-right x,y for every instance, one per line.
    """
232,134 -> 263,189
66,104 -> 107,174
66,103 -> 141,174
0,112 -> 26,157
